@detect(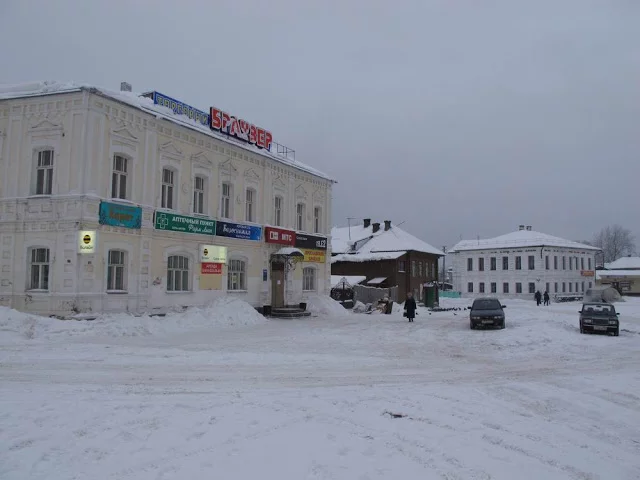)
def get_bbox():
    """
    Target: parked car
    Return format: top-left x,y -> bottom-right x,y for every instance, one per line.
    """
579,302 -> 619,336
469,297 -> 506,330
